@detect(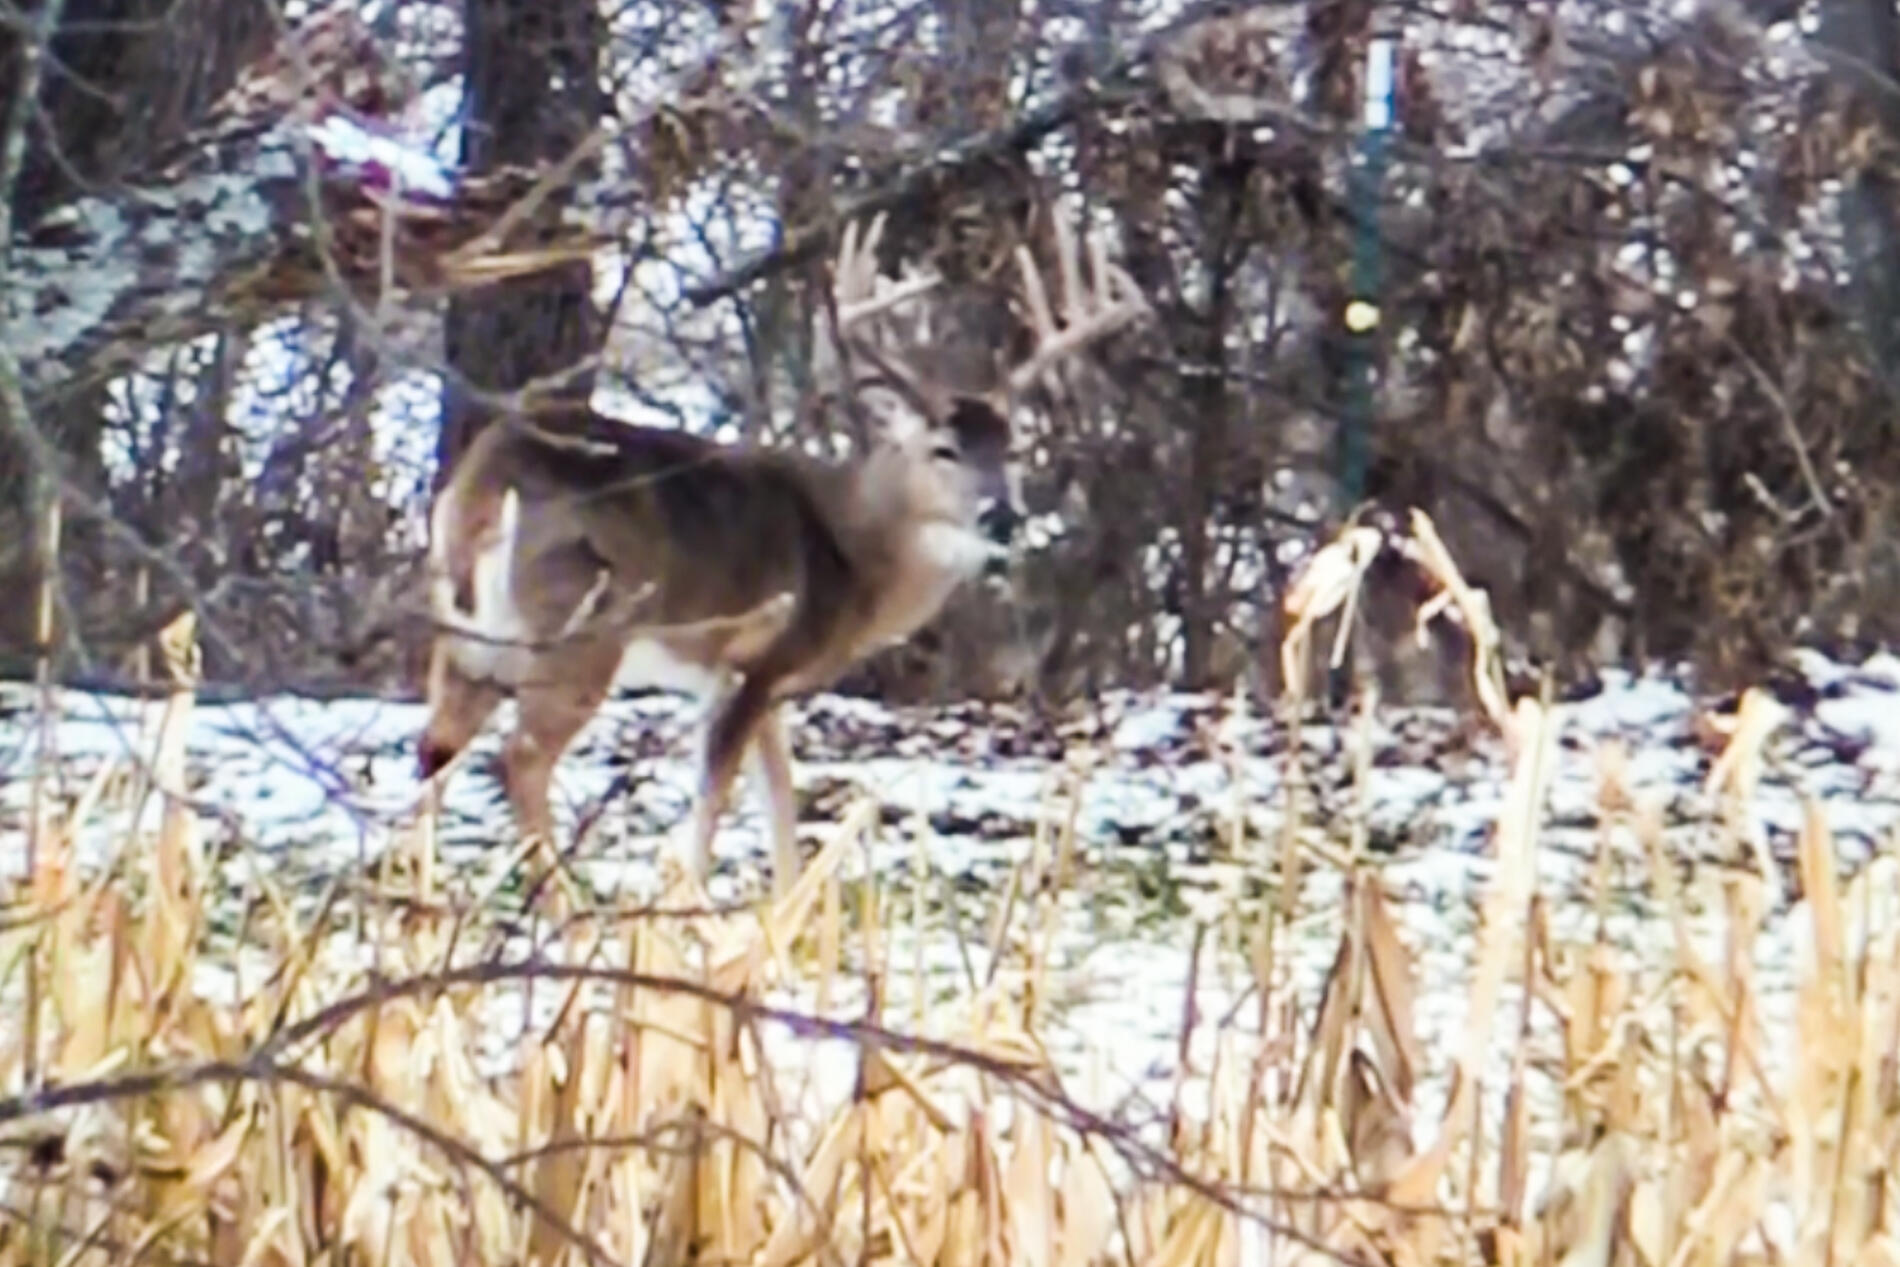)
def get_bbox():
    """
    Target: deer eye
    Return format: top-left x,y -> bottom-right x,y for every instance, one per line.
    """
930,443 -> 960,463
